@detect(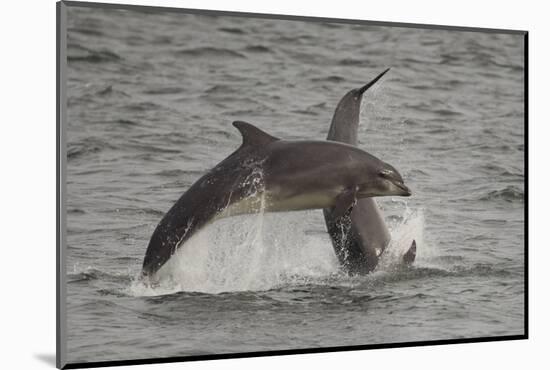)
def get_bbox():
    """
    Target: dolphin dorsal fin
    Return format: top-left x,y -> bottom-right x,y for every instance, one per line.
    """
233,121 -> 280,148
